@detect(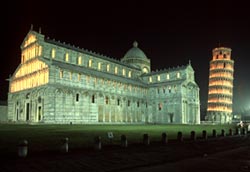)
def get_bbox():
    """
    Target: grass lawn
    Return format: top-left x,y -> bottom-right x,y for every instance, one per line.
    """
0,124 -> 237,154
